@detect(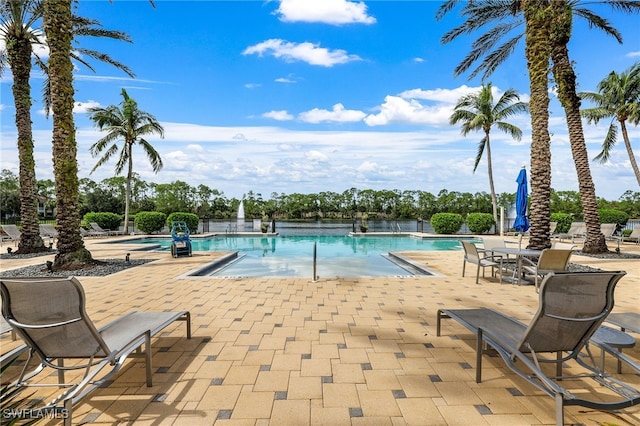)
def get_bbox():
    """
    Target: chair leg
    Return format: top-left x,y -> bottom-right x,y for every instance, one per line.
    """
476,328 -> 483,383
555,393 -> 565,426
462,261 -> 466,277
64,398 -> 73,426
145,331 -> 152,387
475,263 -> 481,284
